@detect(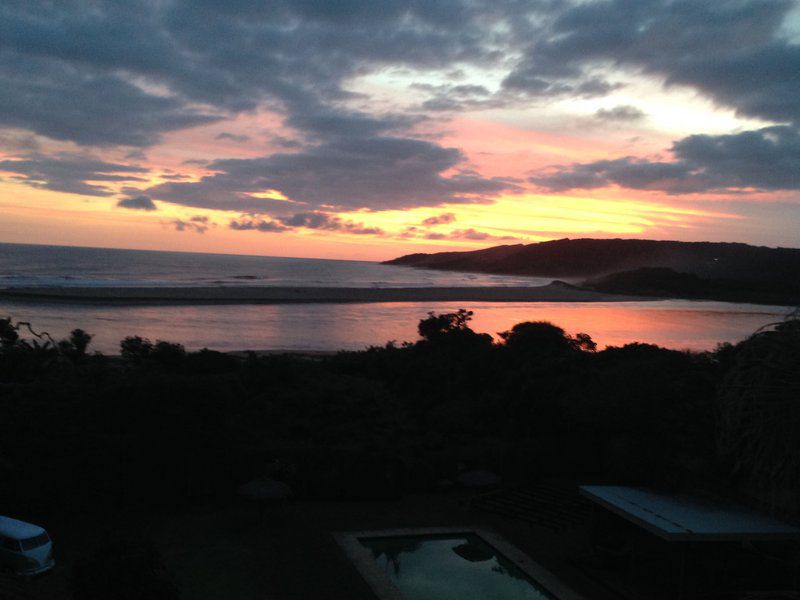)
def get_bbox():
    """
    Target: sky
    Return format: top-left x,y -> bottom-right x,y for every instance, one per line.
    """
0,0 -> 799,261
